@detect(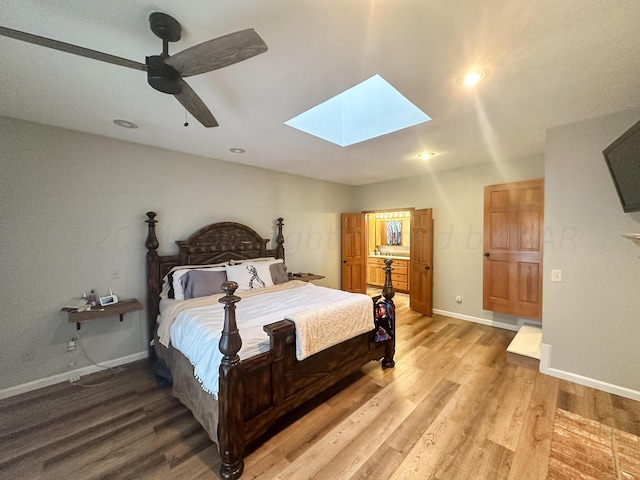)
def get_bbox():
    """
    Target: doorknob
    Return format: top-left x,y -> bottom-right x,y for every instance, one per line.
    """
484,252 -> 490,257
425,266 -> 430,270
343,259 -> 347,263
